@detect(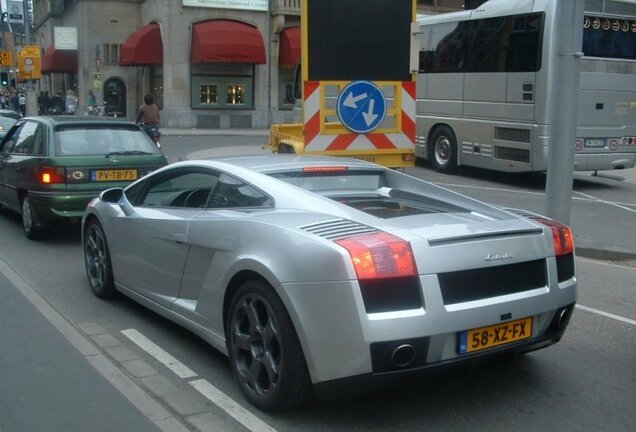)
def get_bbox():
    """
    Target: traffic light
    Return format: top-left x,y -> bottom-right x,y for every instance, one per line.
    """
0,72 -> 7,86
